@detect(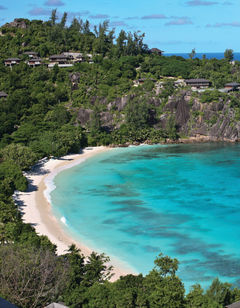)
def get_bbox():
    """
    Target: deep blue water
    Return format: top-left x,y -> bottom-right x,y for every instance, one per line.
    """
51,143 -> 240,290
165,52 -> 240,60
